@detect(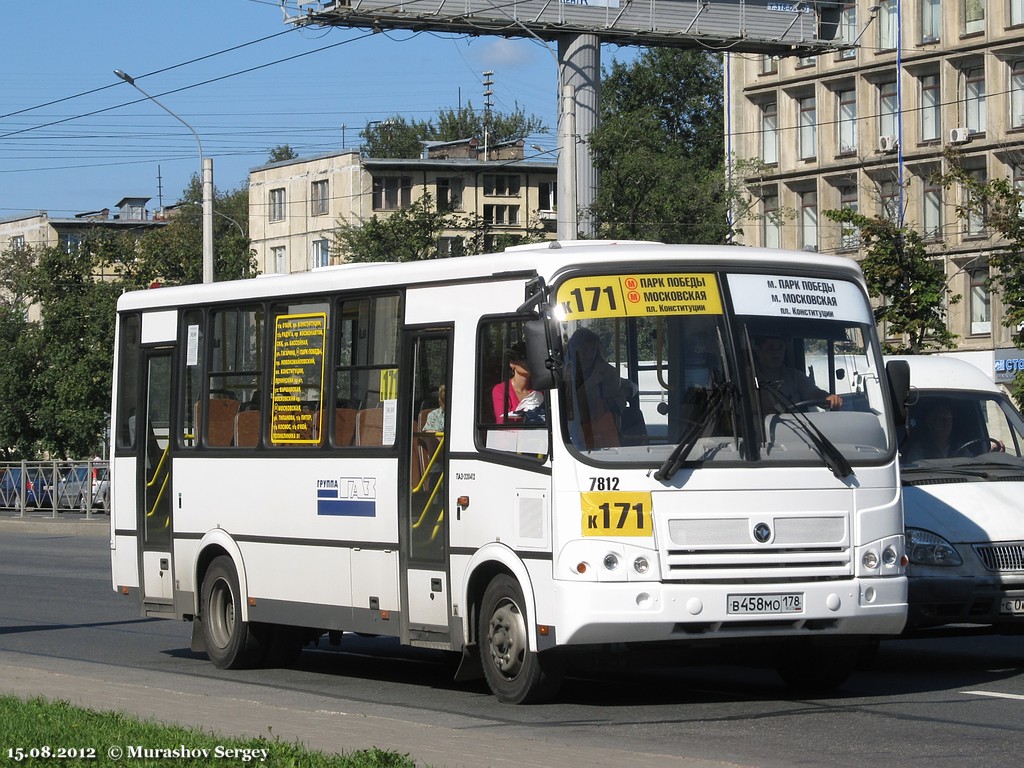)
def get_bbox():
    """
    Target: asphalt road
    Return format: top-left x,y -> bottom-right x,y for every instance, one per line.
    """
2,518 -> 1024,767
